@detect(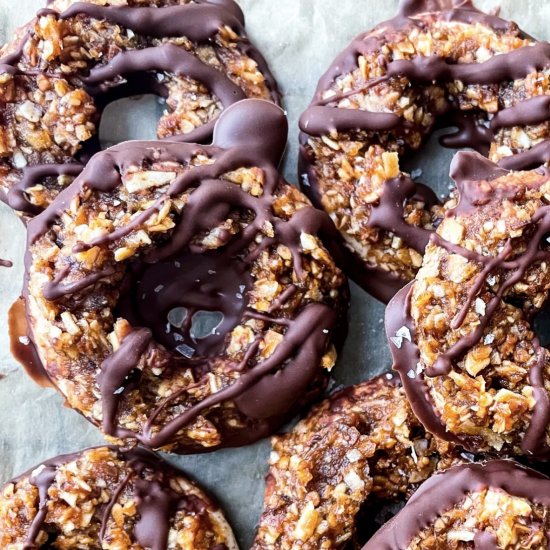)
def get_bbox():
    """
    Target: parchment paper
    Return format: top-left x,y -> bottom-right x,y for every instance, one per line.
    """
0,0 -> 548,546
